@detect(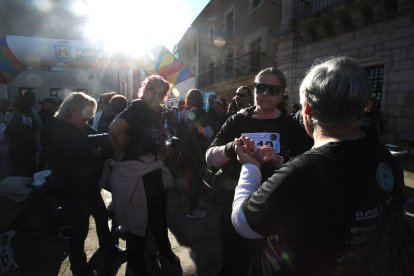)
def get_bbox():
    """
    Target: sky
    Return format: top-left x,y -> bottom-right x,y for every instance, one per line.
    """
84,0 -> 210,56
